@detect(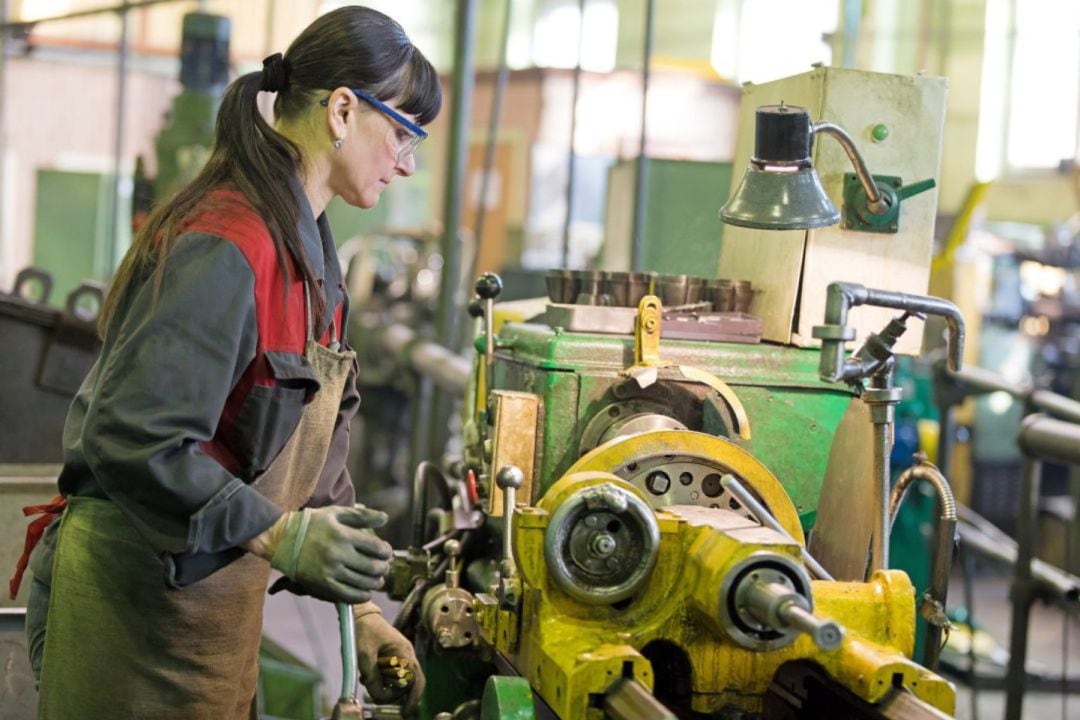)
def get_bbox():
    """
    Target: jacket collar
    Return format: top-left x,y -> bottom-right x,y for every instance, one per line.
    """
291,178 -> 343,338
